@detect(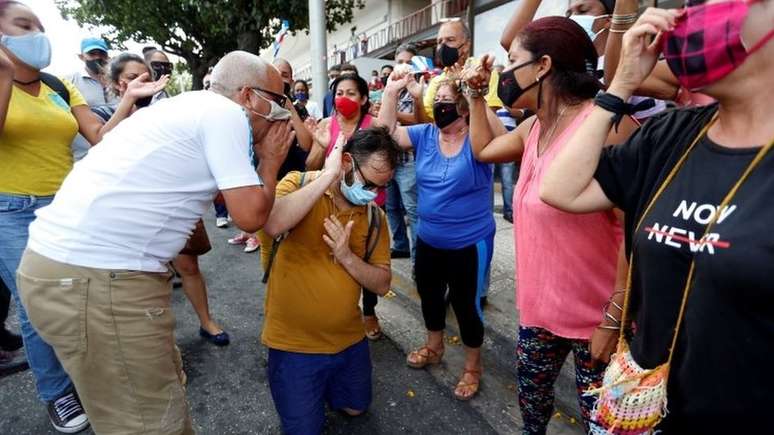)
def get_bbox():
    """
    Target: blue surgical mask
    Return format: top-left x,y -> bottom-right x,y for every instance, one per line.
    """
569,15 -> 609,43
340,167 -> 377,206
1,32 -> 51,71
294,91 -> 308,102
